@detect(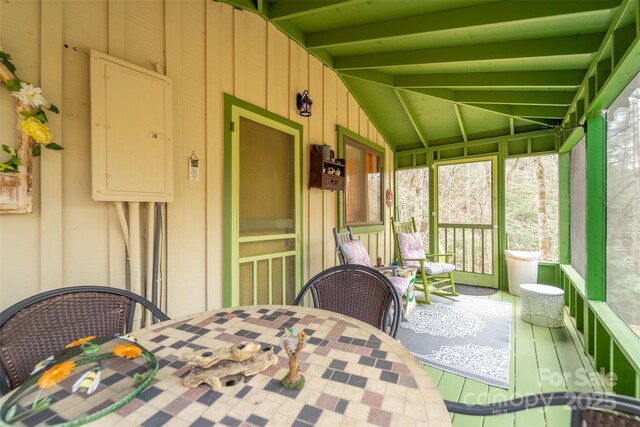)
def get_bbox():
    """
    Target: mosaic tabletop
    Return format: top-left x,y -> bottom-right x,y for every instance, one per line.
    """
1,306 -> 451,427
